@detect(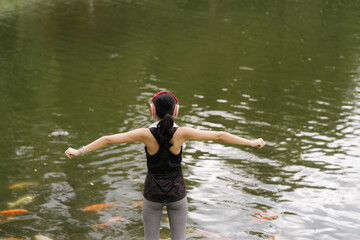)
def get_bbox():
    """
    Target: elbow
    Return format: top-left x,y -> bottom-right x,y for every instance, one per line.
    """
217,131 -> 227,141
102,136 -> 112,145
